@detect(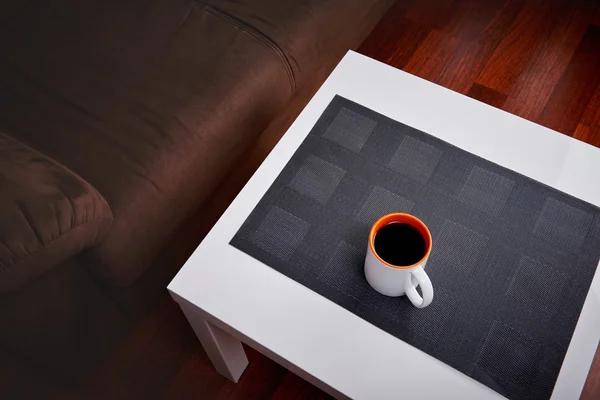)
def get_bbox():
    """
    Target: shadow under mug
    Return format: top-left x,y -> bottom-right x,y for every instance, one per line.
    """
364,213 -> 434,308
